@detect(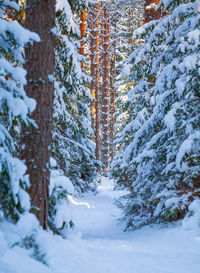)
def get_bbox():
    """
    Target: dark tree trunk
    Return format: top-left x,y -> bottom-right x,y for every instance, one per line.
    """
20,0 -> 55,230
